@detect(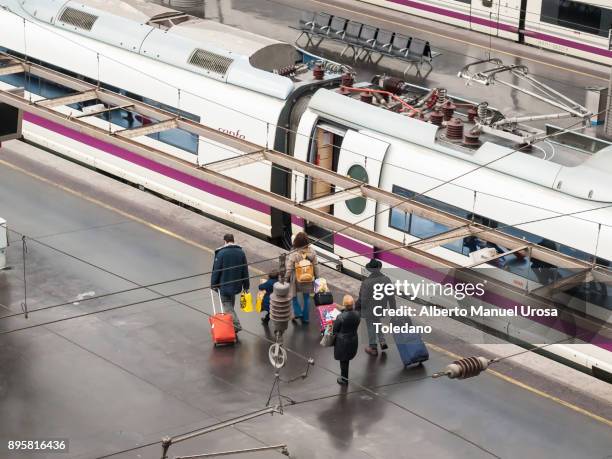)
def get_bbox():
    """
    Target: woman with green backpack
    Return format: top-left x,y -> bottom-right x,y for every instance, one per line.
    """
285,231 -> 319,324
